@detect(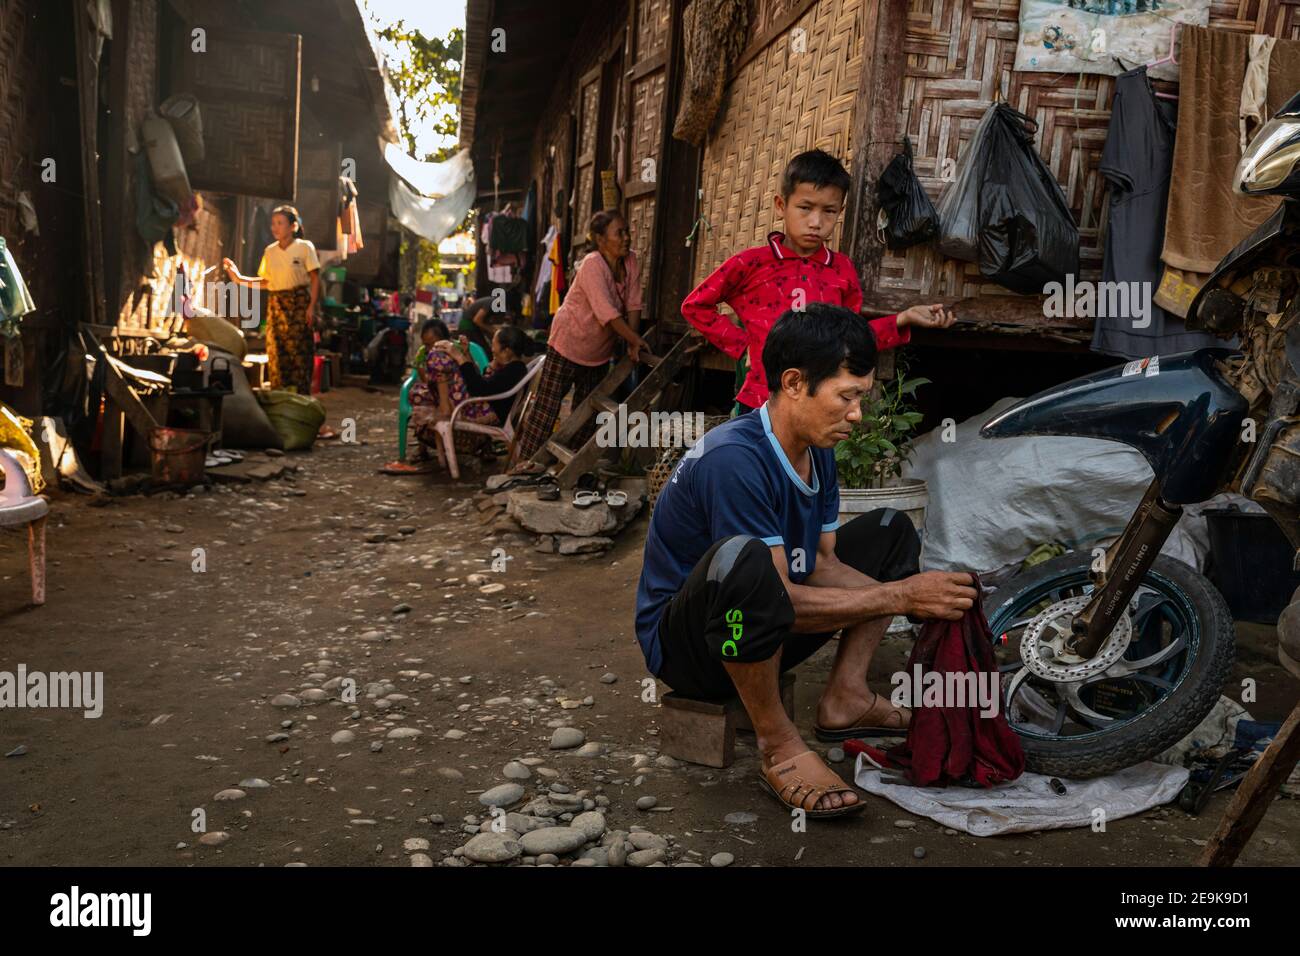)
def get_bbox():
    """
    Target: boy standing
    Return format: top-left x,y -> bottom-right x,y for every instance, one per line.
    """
682,149 -> 955,412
